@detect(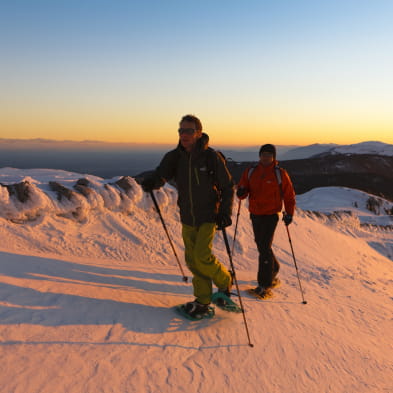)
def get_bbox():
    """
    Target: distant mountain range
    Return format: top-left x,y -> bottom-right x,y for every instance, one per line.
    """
222,141 -> 393,161
278,141 -> 393,160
